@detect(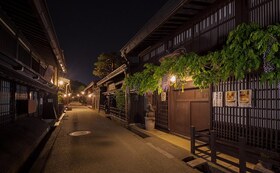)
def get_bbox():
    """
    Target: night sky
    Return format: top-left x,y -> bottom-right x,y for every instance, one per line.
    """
47,0 -> 168,84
